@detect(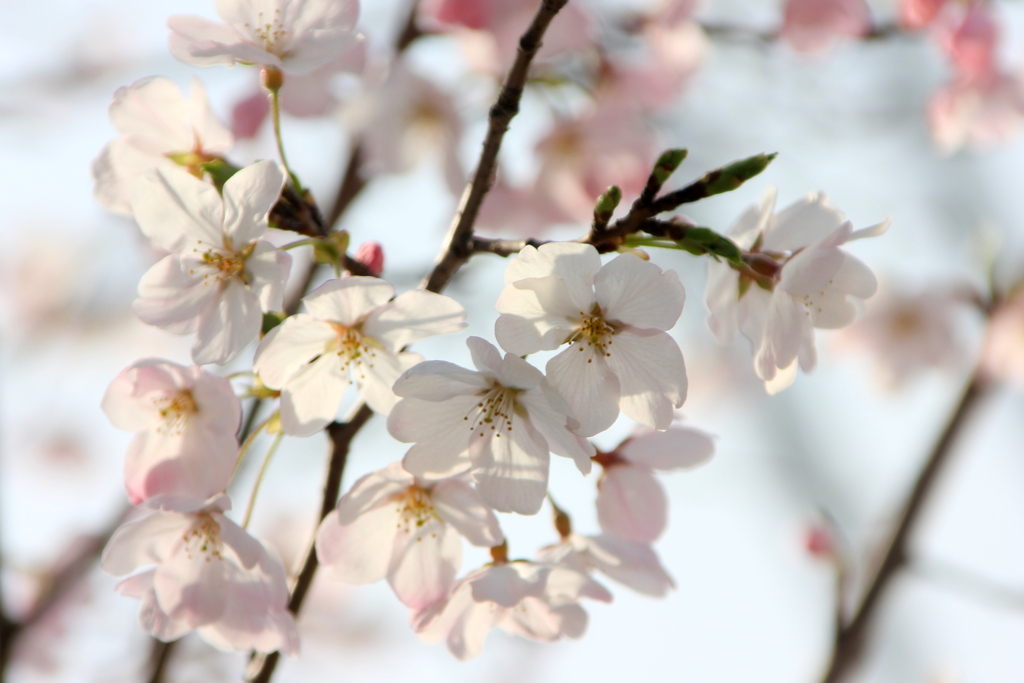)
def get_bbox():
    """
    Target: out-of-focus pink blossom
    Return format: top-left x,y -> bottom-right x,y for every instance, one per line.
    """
981,291 -> 1024,384
412,558 -> 611,660
168,0 -> 361,75
539,532 -> 675,597
928,73 -> 1024,154
840,286 -> 974,389
231,90 -> 271,140
354,241 -> 384,276
102,494 -> 298,654
938,2 -> 999,81
804,525 -> 835,559
900,0 -> 949,30
102,360 -> 240,504
781,0 -> 872,54
594,427 -> 714,544
420,0 -> 594,73
315,463 -> 502,610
